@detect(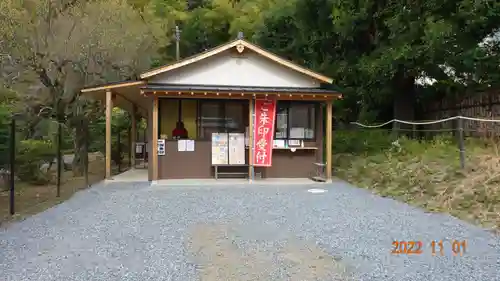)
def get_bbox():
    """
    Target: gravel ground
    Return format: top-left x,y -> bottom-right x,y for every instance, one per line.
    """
1,180 -> 499,281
